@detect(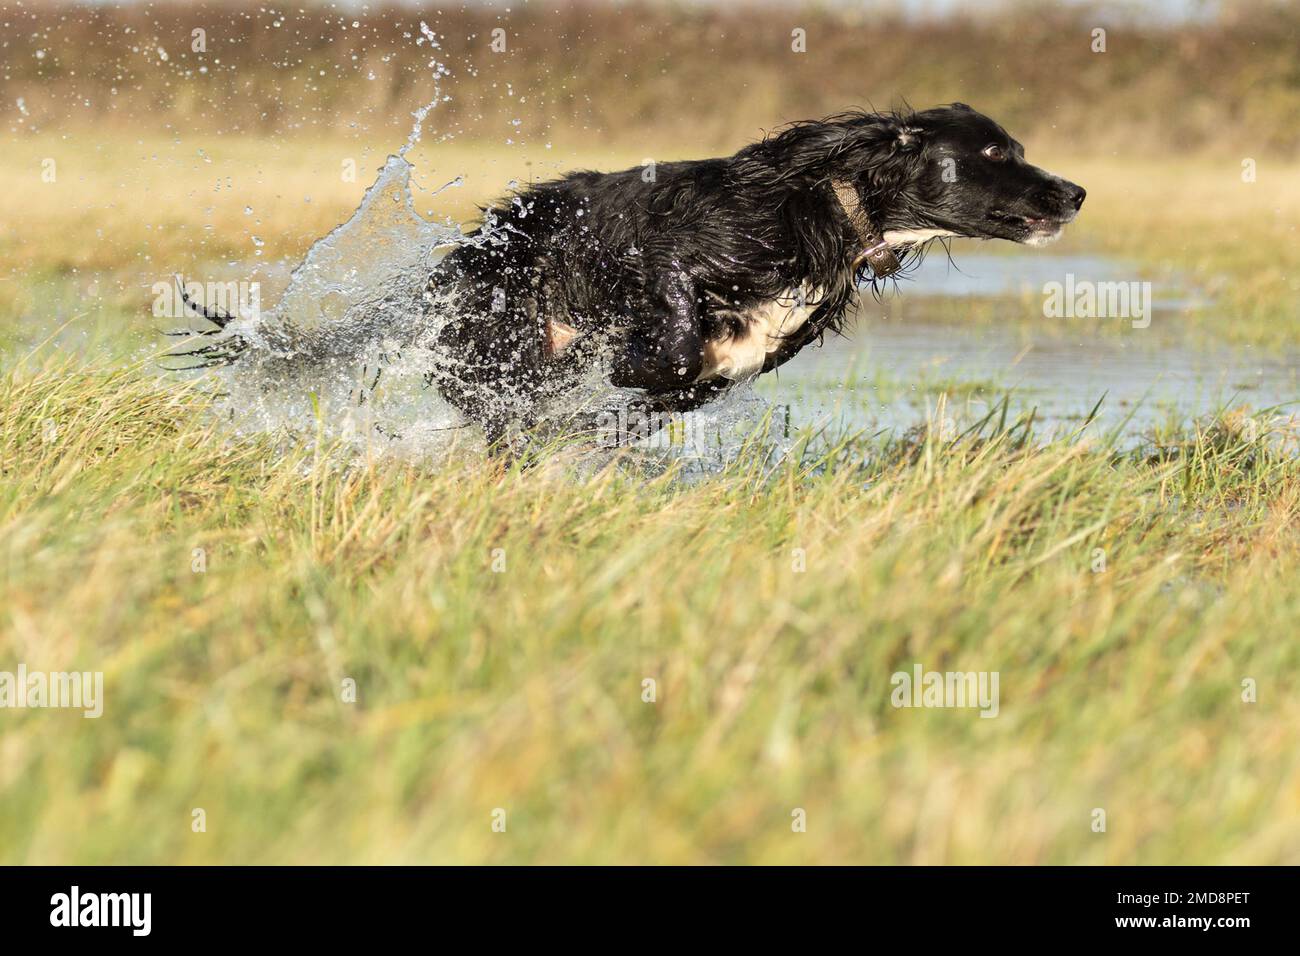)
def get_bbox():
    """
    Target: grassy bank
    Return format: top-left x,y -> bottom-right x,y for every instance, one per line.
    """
1,358 -> 1297,863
